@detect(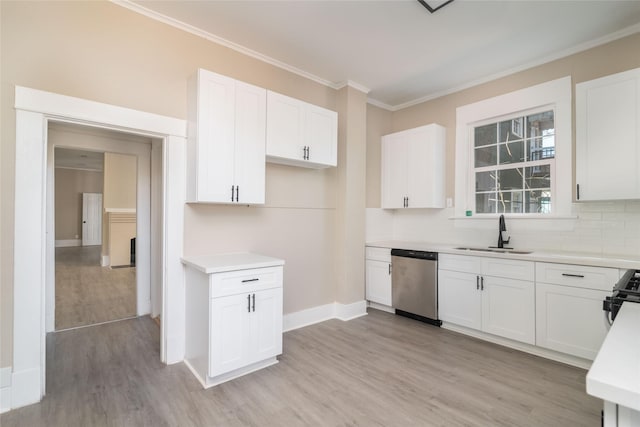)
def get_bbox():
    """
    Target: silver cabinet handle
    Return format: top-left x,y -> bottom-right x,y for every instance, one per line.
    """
247,294 -> 251,312
388,264 -> 392,275
236,185 -> 239,202
481,276 -> 484,291
562,273 -> 585,278
242,278 -> 259,283
252,293 -> 255,312
476,275 -> 479,290
231,185 -> 235,202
